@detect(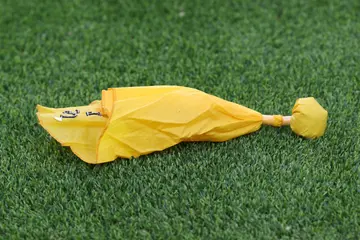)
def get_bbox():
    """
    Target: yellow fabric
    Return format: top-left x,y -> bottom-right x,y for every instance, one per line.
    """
272,115 -> 283,127
36,101 -> 107,163
36,86 -> 328,164
290,97 -> 328,139
37,86 -> 262,164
